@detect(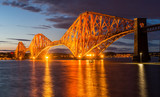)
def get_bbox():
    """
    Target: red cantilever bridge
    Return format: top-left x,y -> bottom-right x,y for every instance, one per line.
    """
15,12 -> 160,61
